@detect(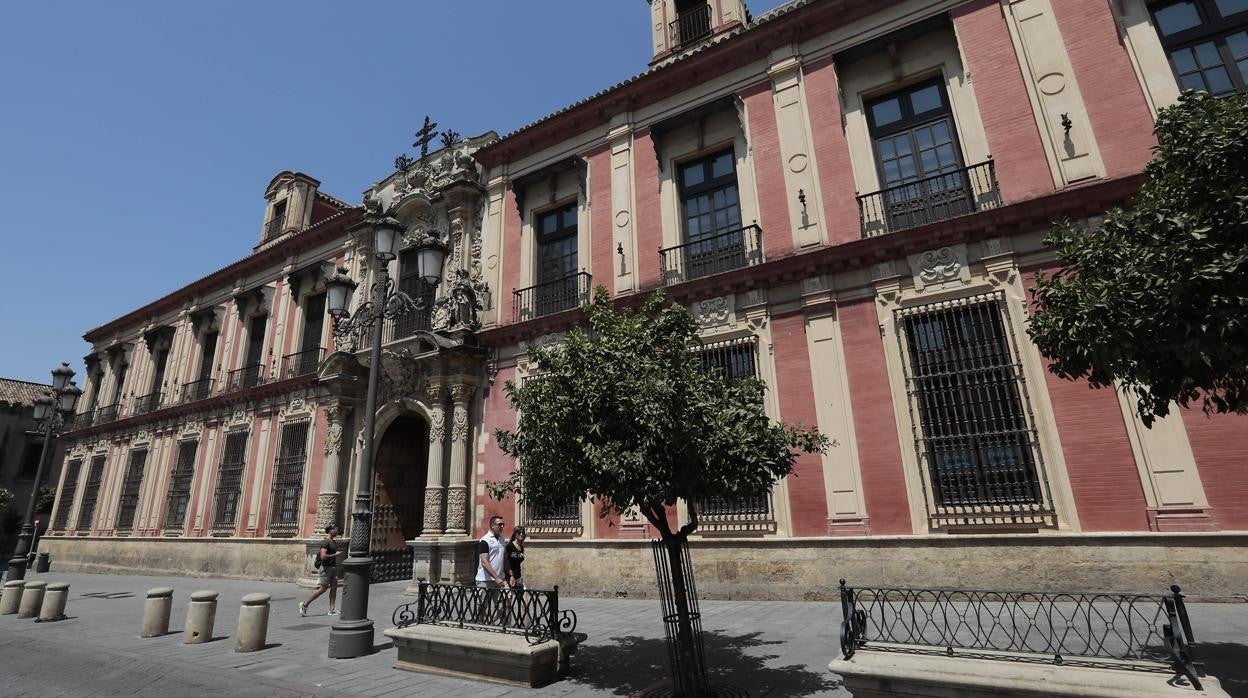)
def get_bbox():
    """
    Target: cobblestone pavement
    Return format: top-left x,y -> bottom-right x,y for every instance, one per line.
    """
0,570 -> 1245,697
